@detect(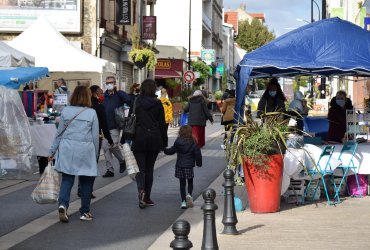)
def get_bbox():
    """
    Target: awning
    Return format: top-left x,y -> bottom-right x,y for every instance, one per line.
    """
0,67 -> 49,89
155,69 -> 182,79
